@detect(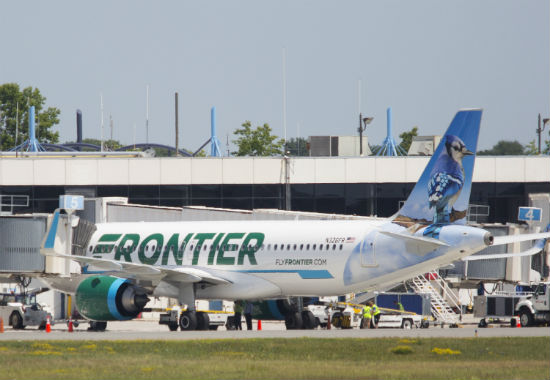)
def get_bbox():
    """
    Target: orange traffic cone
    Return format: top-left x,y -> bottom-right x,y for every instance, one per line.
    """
516,317 -> 521,328
45,316 -> 51,333
68,318 -> 74,333
257,319 -> 262,330
0,317 -> 4,333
